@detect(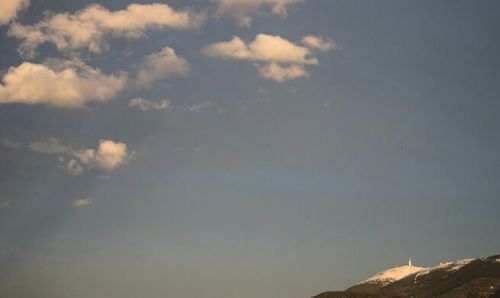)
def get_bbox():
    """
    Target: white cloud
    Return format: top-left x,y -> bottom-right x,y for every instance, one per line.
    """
301,35 -> 337,51
129,98 -> 172,111
72,139 -> 132,174
204,36 -> 250,59
203,34 -> 317,64
0,60 -> 126,108
215,0 -> 302,27
203,33 -> 334,82
0,201 -> 10,209
72,198 -> 92,208
136,47 -> 190,87
31,138 -> 133,175
8,3 -> 205,56
257,62 -> 308,82
0,0 -> 29,25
